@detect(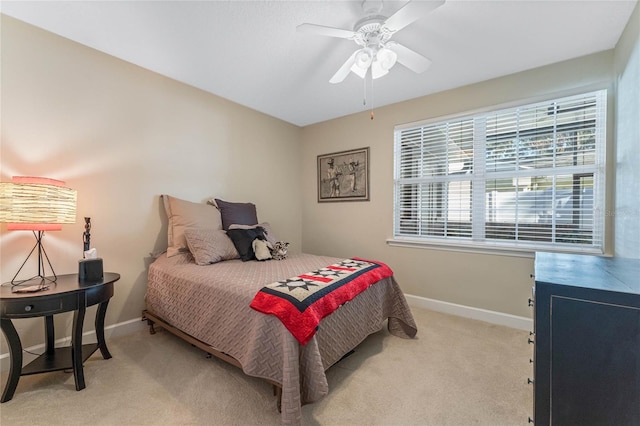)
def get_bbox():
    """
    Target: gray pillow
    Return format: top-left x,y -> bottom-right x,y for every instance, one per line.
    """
184,228 -> 239,265
162,195 -> 223,257
214,198 -> 258,230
